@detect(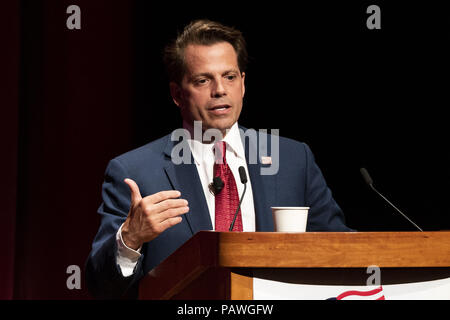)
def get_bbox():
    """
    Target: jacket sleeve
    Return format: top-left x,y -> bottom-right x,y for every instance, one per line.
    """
302,143 -> 354,232
85,158 -> 145,299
